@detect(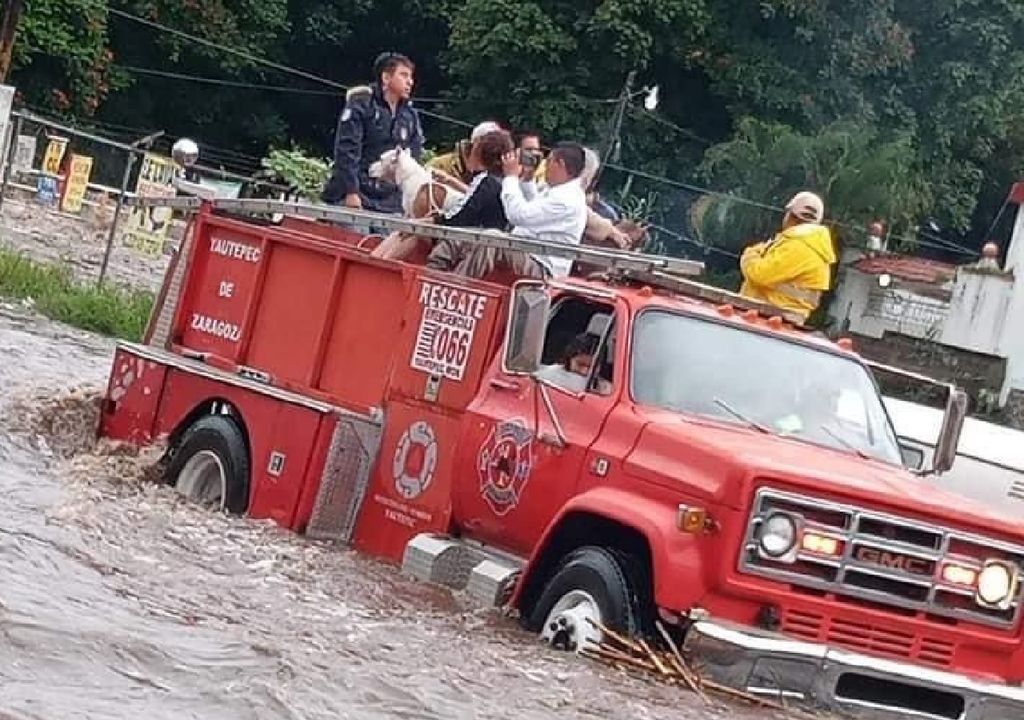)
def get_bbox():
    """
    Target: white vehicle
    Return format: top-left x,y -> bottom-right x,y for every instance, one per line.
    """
885,396 -> 1024,512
